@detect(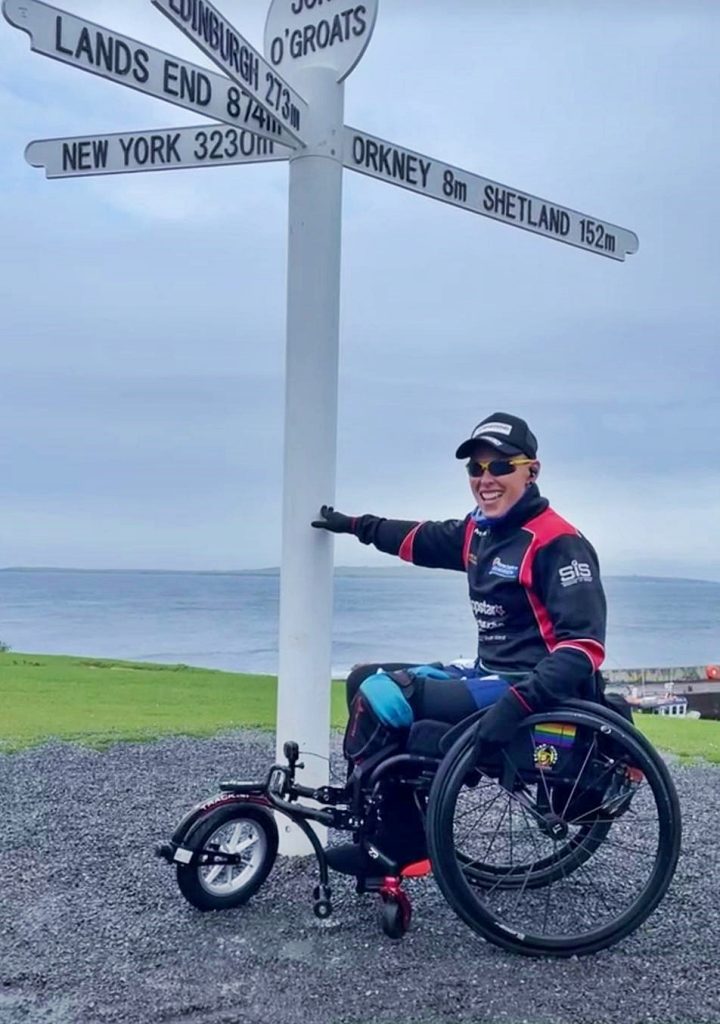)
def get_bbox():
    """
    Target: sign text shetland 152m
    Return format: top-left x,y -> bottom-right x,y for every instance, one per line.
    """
344,127 -> 639,261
